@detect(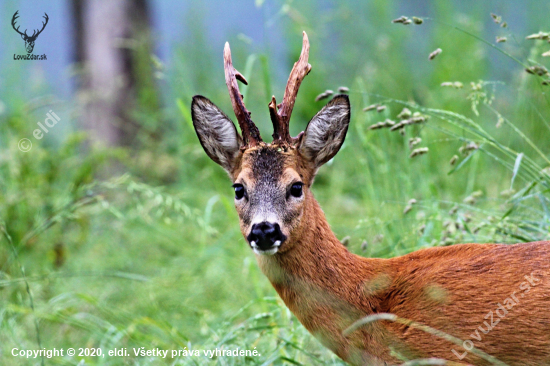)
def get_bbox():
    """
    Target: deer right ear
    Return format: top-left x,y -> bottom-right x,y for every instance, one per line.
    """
298,95 -> 350,170
192,95 -> 243,173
